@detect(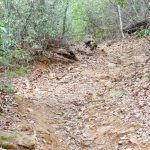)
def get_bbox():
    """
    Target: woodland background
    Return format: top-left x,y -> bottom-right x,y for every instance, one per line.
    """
0,0 -> 149,89
0,0 -> 149,50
